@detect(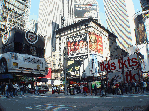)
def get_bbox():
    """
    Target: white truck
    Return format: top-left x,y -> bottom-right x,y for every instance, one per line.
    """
0,28 -> 48,75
